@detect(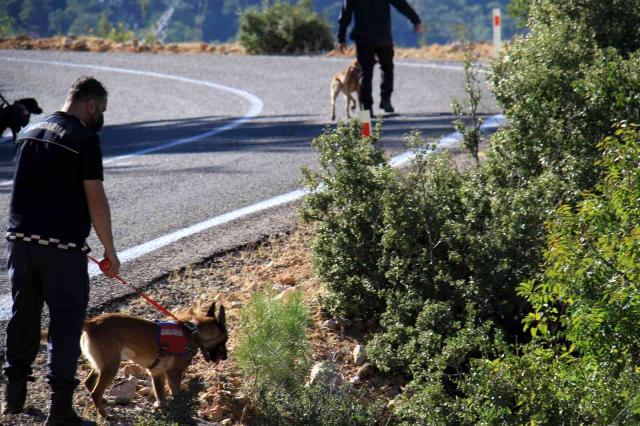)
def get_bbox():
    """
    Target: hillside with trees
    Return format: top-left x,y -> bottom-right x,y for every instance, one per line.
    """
0,0 -> 516,47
